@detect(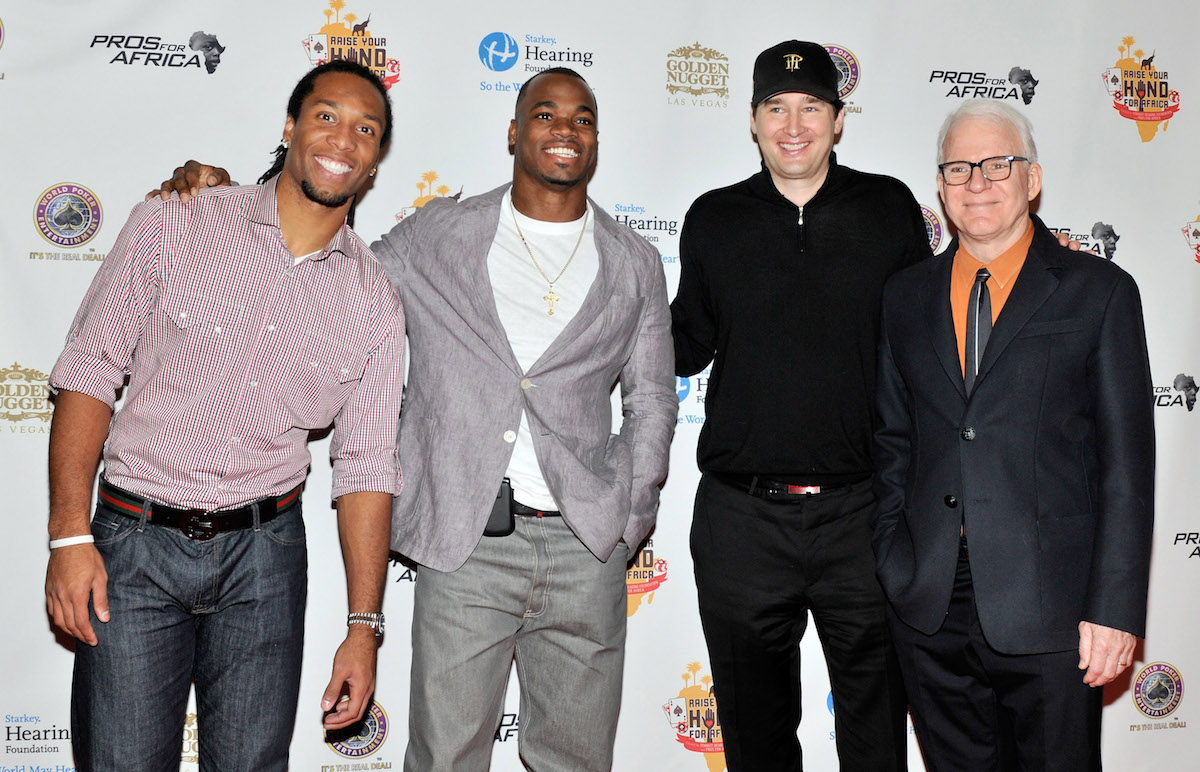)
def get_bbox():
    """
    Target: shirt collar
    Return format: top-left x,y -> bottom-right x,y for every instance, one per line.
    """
247,174 -> 355,262
953,217 -> 1034,289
